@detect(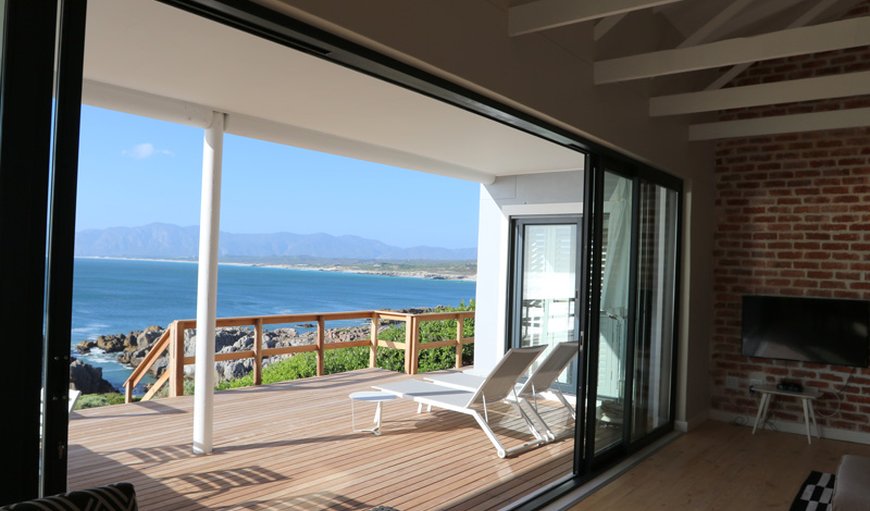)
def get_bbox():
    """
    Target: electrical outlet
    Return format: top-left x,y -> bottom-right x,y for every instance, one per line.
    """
749,378 -> 762,394
726,376 -> 738,389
